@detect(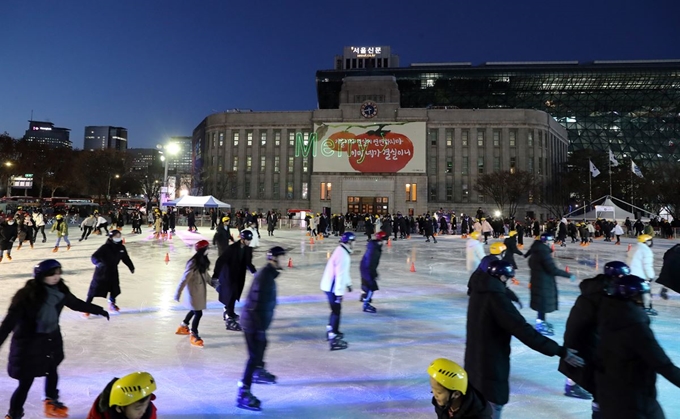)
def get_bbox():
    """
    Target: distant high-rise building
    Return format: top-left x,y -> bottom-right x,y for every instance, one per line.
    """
167,136 -> 193,174
24,120 -> 72,148
127,148 -> 162,172
84,126 -> 128,151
